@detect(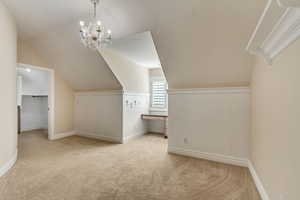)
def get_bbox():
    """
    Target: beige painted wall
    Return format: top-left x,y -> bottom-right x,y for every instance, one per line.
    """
74,92 -> 123,143
251,39 -> 300,200
149,68 -> 165,79
101,49 -> 149,93
0,2 -> 18,168
18,40 -> 74,134
168,88 -> 250,162
54,73 -> 74,133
